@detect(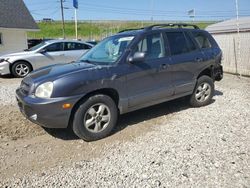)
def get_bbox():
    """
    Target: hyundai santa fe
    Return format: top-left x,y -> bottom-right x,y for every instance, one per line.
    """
16,24 -> 223,141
